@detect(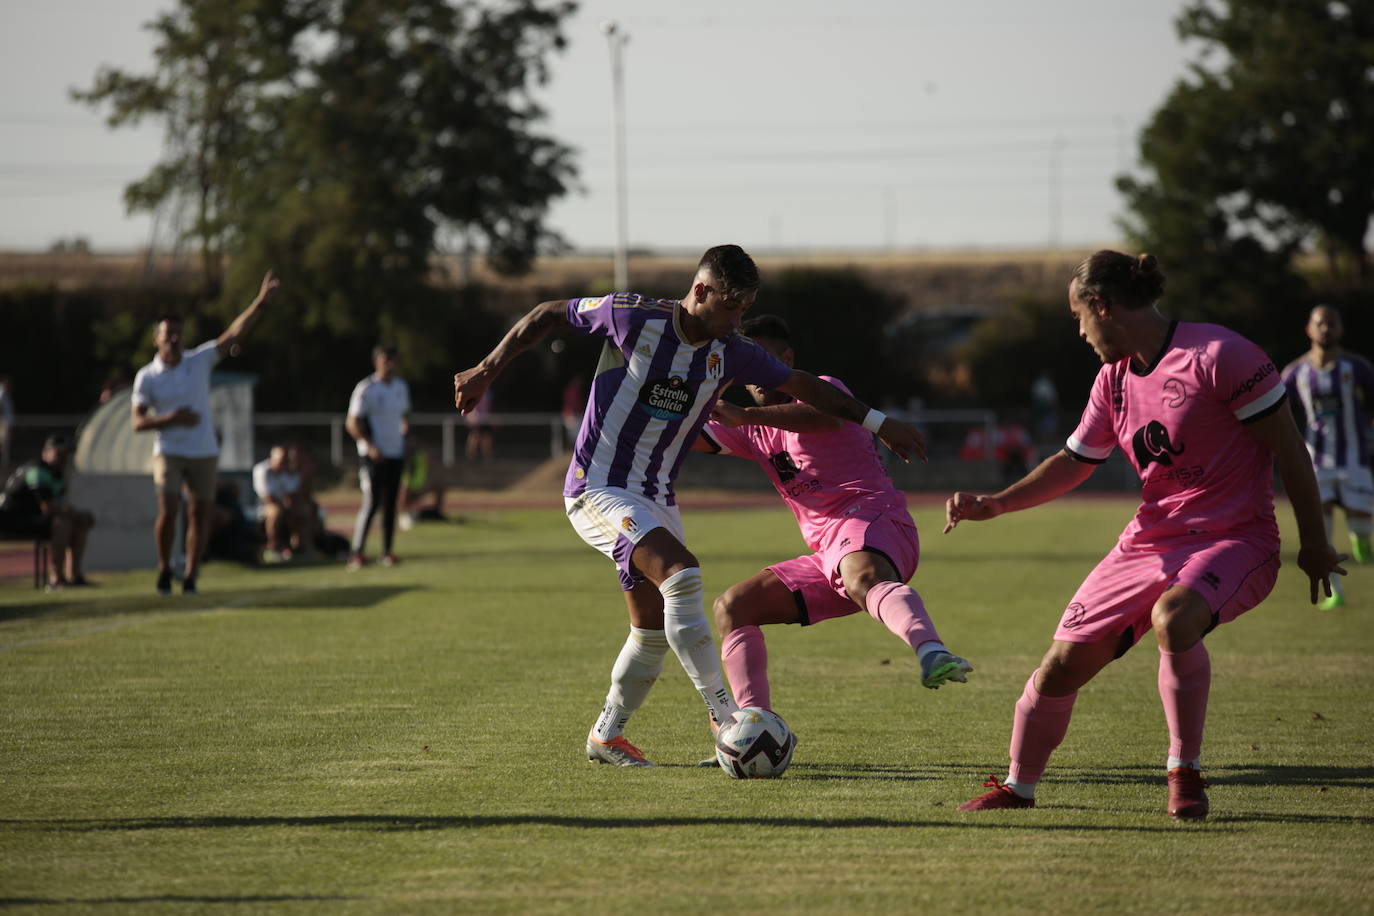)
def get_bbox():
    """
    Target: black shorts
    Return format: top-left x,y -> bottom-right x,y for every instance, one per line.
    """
0,510 -> 51,539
